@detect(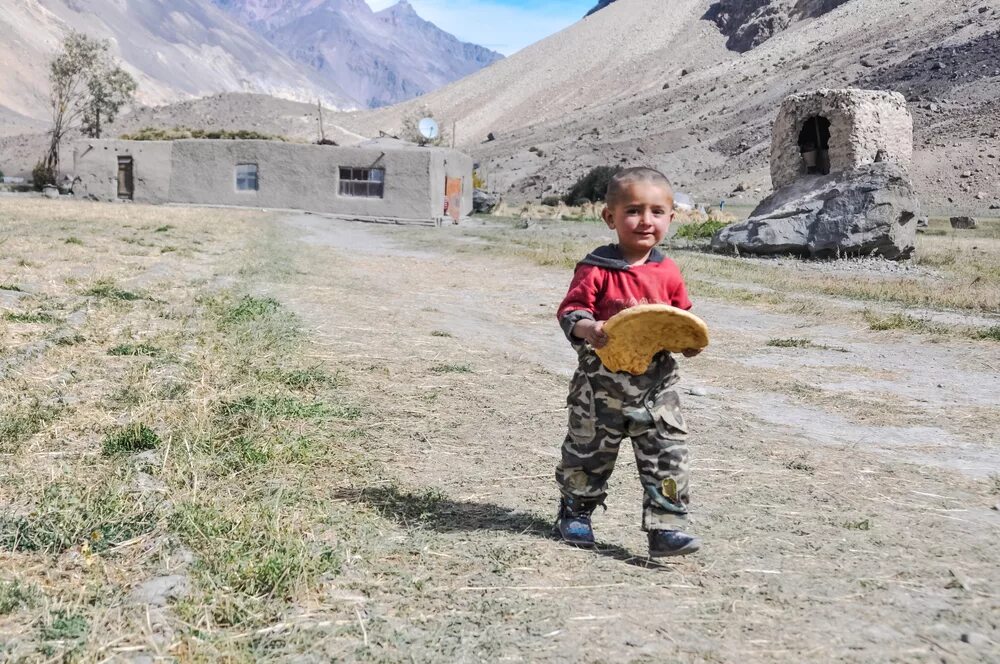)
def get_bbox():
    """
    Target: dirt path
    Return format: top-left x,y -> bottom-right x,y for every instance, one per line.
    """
268,213 -> 999,662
